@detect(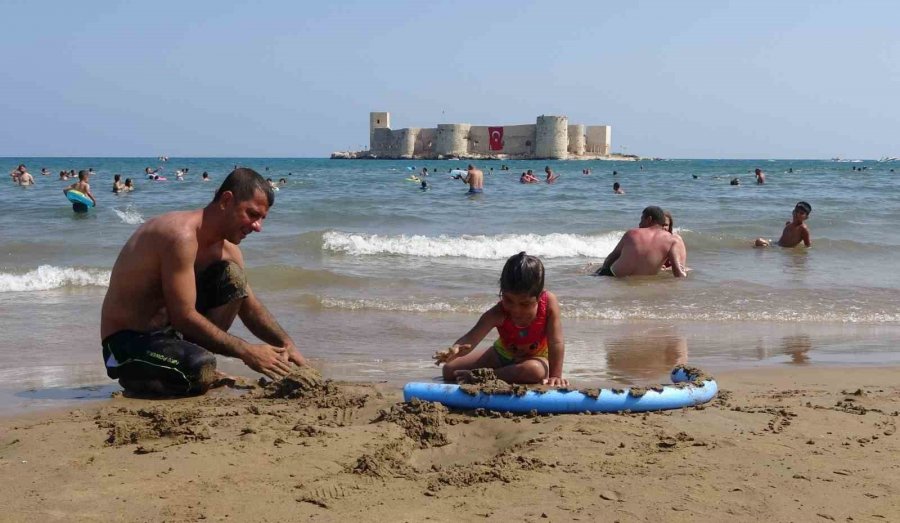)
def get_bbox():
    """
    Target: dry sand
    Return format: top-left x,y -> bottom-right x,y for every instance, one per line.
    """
1,366 -> 898,522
